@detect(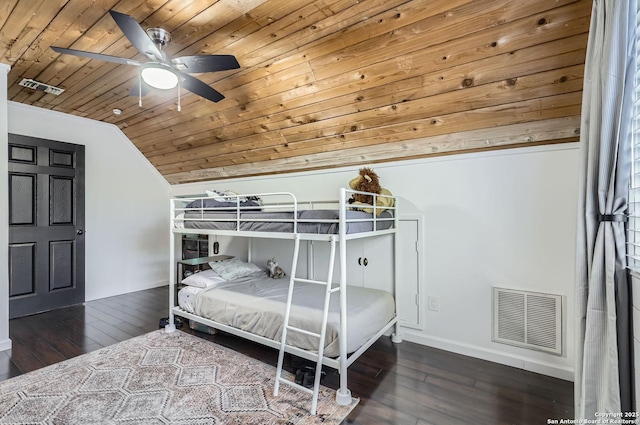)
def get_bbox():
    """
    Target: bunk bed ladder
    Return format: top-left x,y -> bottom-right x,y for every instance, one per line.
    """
274,234 -> 338,415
